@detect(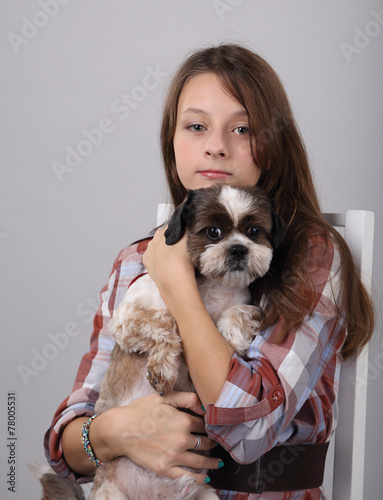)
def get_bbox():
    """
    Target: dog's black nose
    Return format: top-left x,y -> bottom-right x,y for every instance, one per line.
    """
229,245 -> 248,258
